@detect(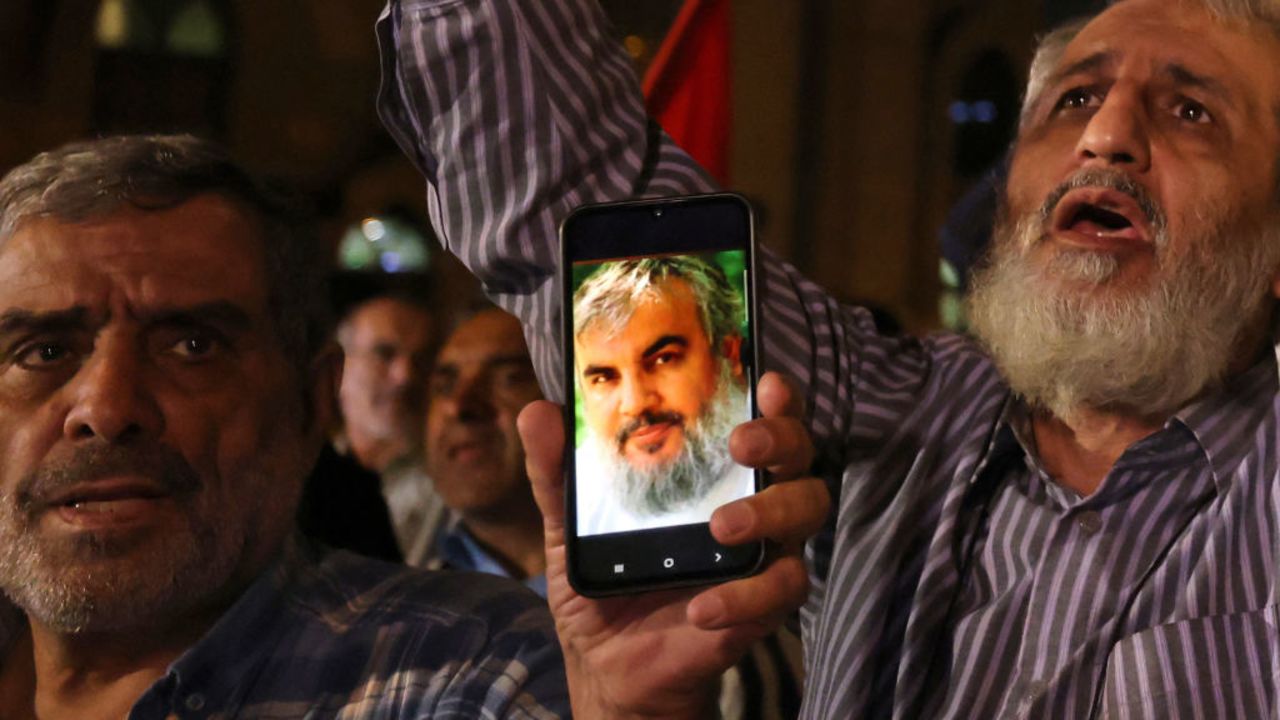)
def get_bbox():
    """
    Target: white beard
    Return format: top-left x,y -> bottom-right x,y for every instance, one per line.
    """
967,168 -> 1279,422
588,370 -> 745,517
